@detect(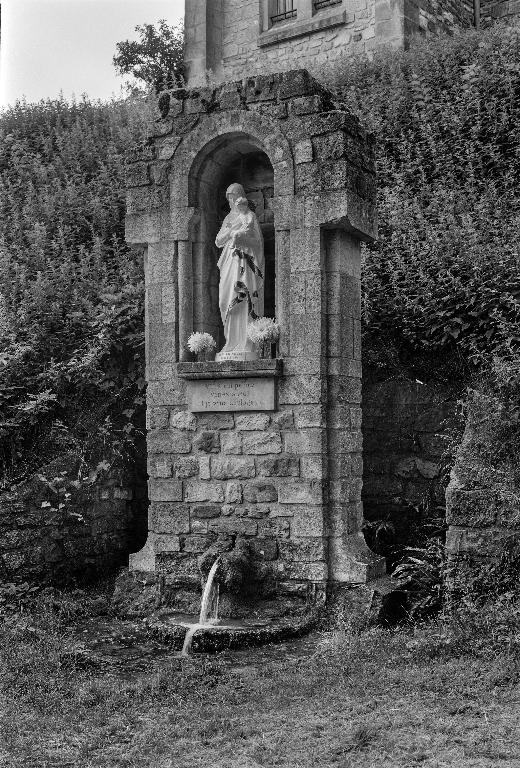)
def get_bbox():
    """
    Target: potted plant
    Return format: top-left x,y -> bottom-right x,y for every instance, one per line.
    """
247,317 -> 280,359
187,332 -> 217,362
